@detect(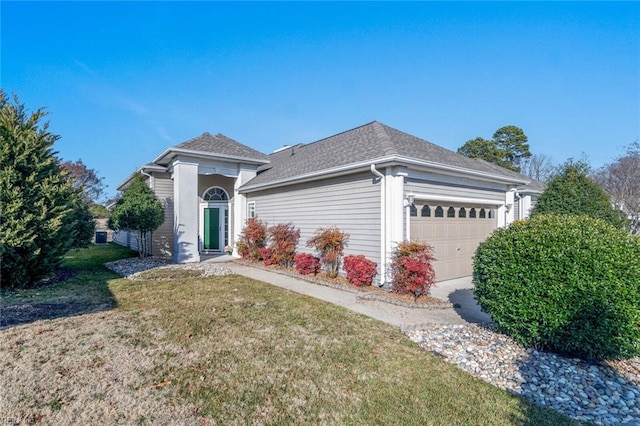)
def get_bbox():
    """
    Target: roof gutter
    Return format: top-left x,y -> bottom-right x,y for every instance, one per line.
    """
116,164 -> 167,191
391,155 -> 530,185
239,155 -> 529,193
